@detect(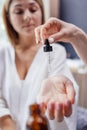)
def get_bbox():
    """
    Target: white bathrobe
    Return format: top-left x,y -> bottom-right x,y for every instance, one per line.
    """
0,43 -> 78,130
